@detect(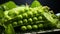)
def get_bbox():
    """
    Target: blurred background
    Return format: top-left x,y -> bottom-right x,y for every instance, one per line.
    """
0,0 -> 60,14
